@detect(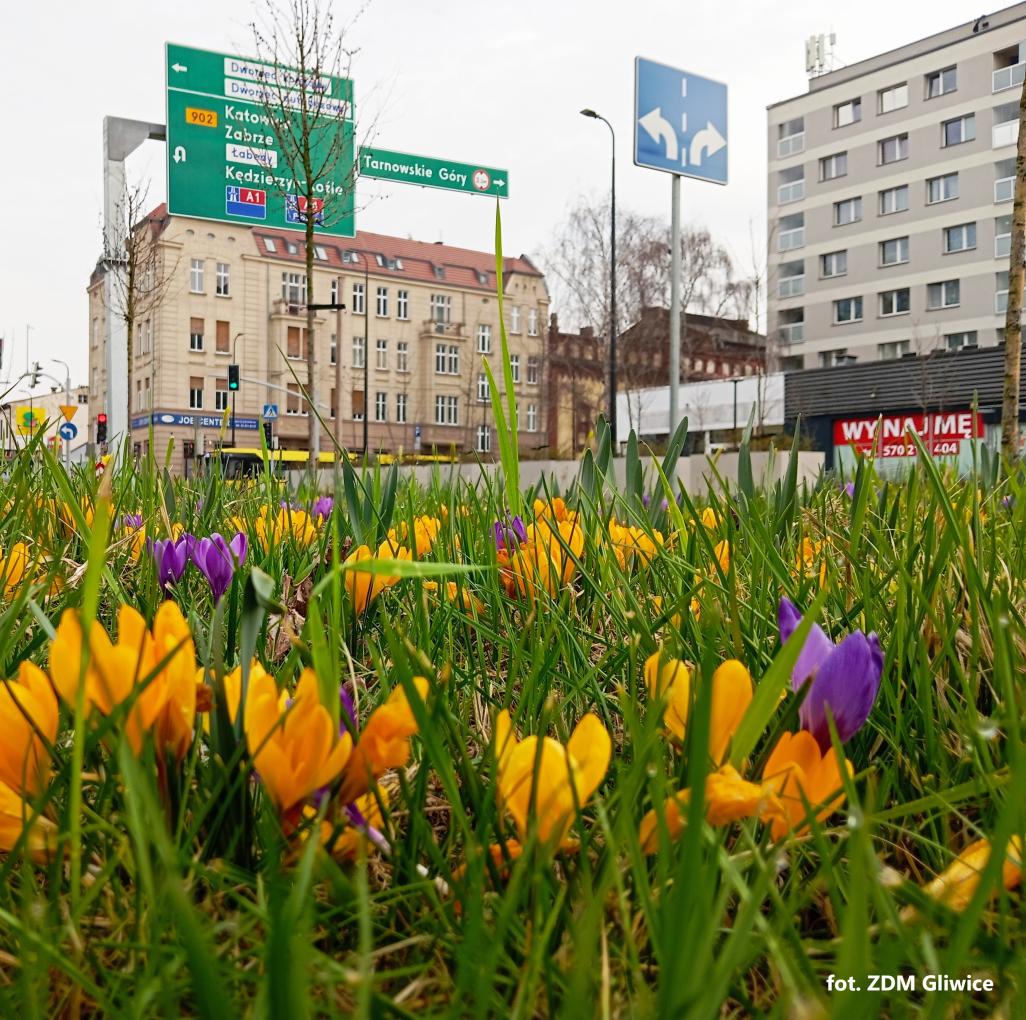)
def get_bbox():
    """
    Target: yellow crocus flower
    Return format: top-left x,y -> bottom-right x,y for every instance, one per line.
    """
0,661 -> 58,796
343,541 -> 412,613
